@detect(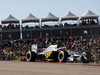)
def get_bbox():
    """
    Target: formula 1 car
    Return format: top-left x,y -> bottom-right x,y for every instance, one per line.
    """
26,44 -> 90,63
26,44 -> 69,62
